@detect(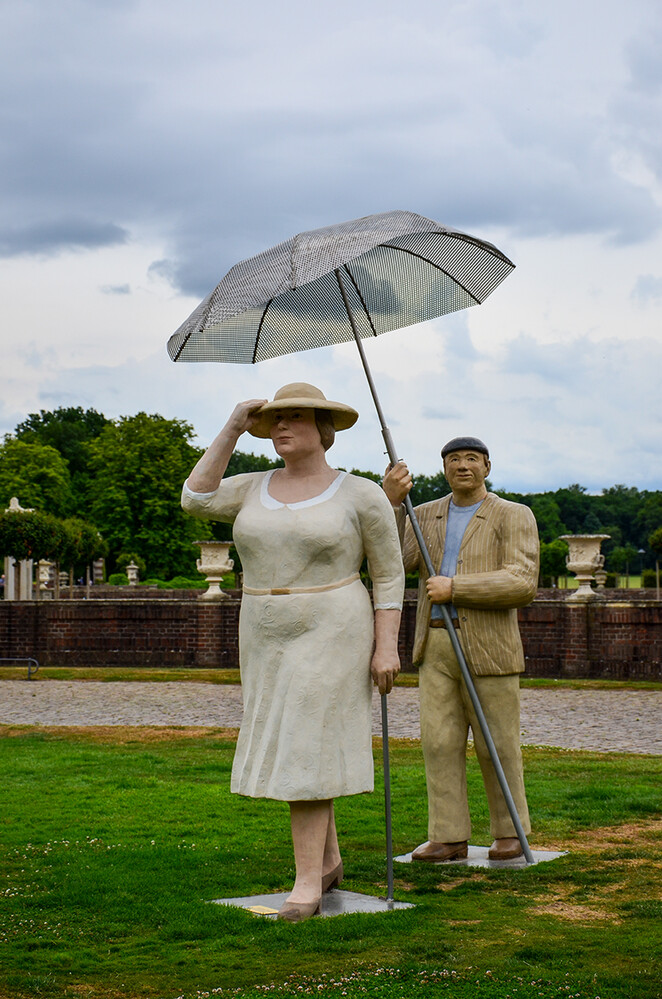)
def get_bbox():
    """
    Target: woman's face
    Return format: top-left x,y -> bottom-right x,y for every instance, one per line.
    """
269,408 -> 323,459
